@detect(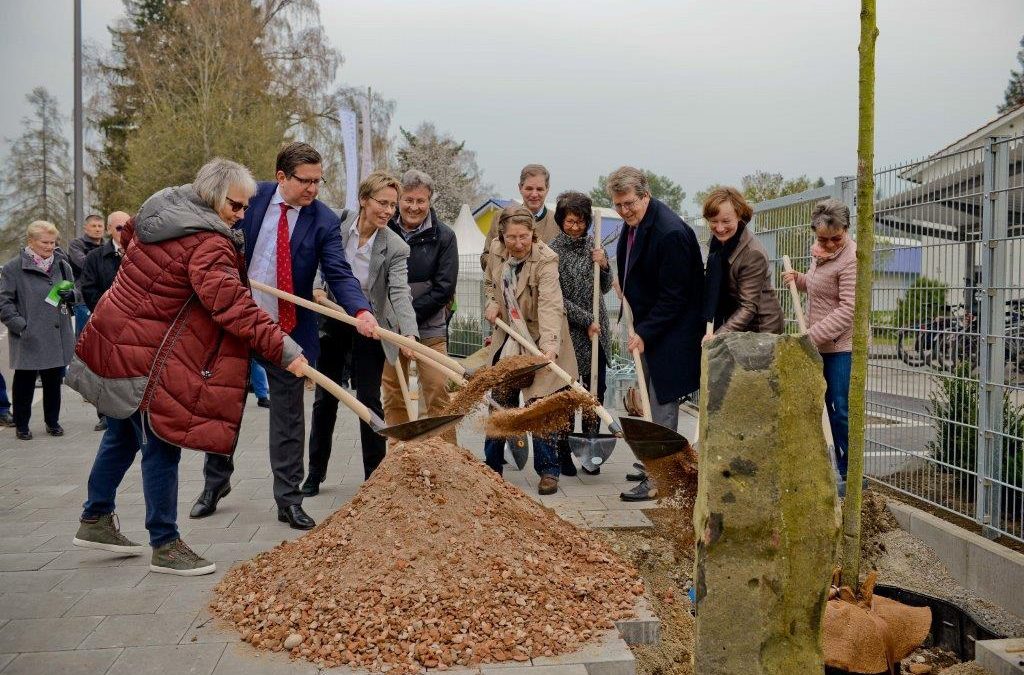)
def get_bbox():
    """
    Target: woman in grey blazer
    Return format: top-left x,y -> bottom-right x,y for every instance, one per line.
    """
0,221 -> 77,439
305,172 -> 418,490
